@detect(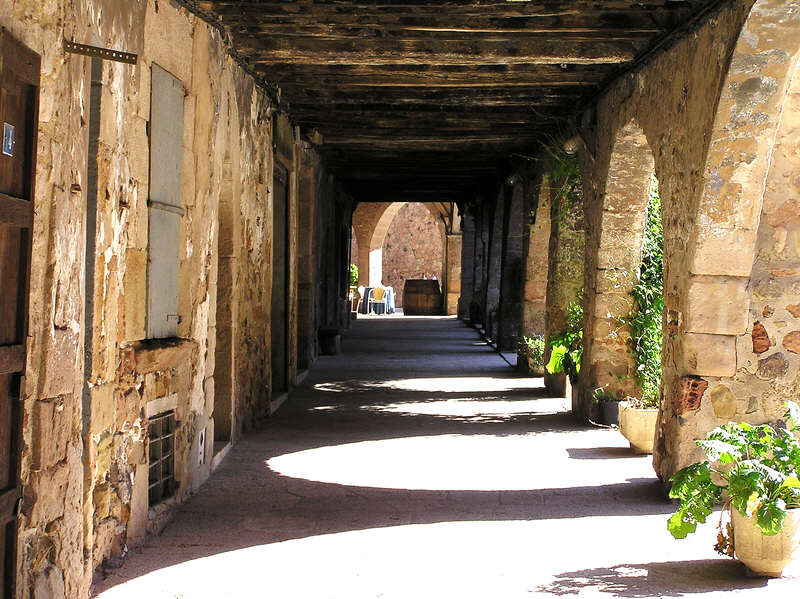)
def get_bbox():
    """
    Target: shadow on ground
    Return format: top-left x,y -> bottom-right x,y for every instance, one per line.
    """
534,560 -> 767,596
